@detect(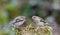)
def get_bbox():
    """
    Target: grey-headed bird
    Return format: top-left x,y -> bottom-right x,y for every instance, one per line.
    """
3,16 -> 27,30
